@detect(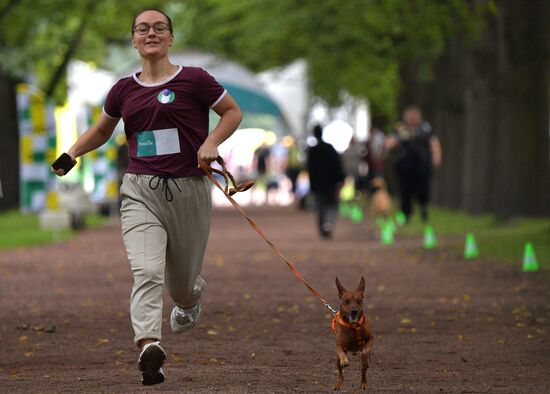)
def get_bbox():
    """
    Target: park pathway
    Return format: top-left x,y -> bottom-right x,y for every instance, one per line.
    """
0,205 -> 549,393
